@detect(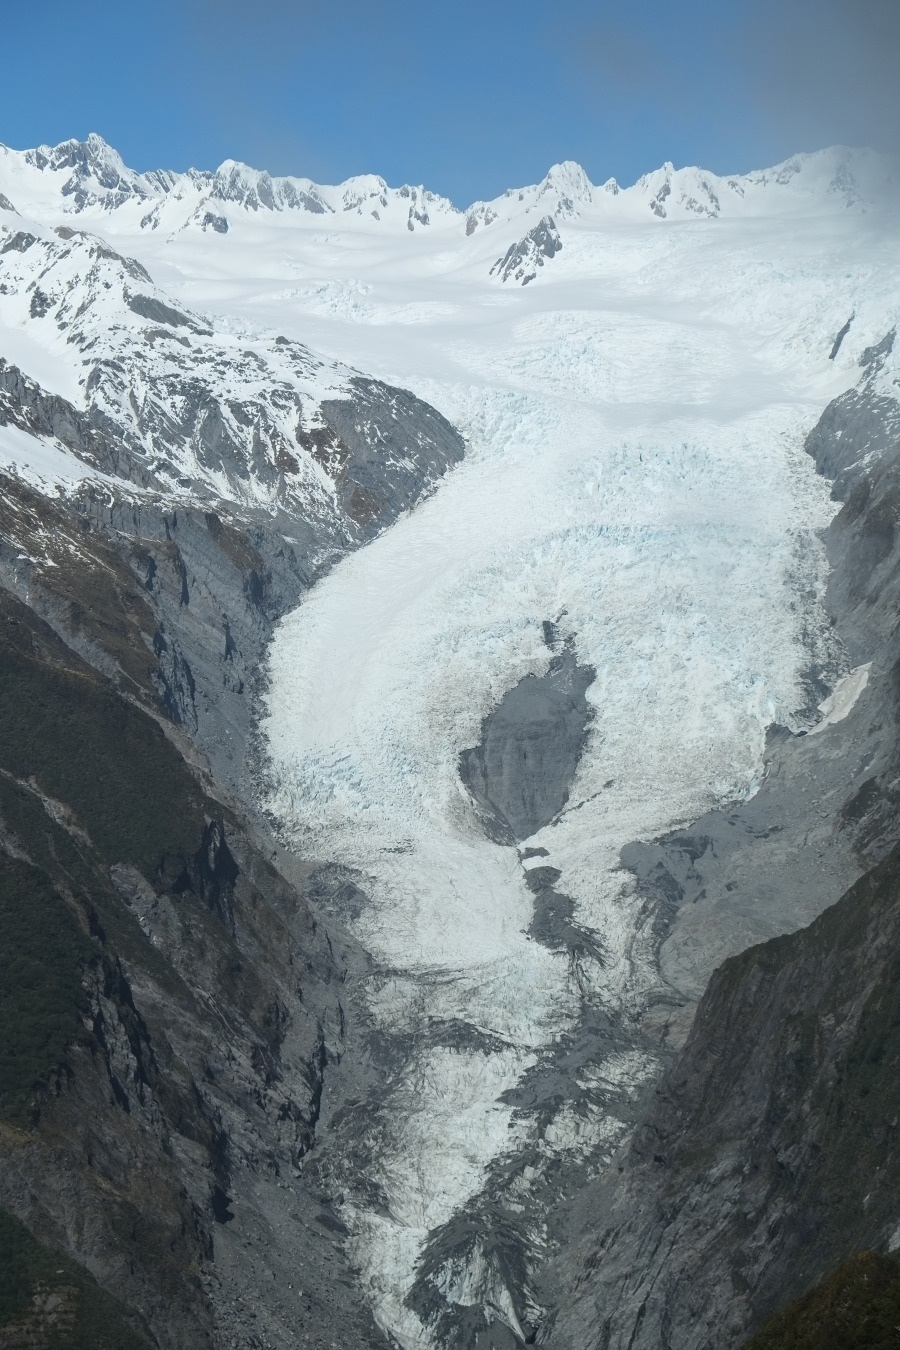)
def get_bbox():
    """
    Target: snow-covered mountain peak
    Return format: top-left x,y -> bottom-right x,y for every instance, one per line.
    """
1,136 -> 896,247
18,132 -> 174,212
208,159 -> 332,215
336,173 -> 390,214
619,145 -> 899,222
26,131 -> 128,183
735,145 -> 896,210
533,160 -> 594,218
